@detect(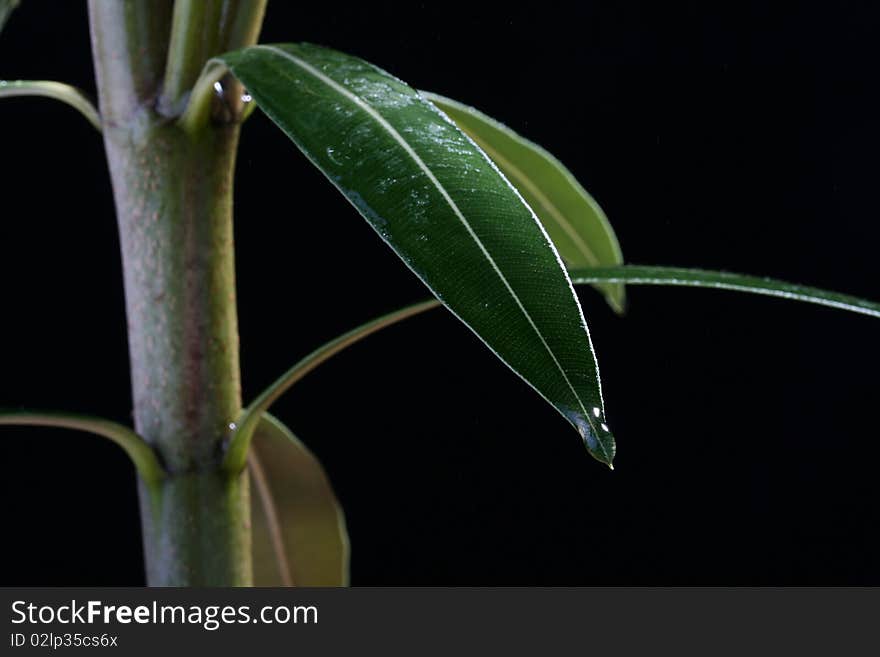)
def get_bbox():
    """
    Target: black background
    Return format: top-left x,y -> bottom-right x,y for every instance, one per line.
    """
1,1 -> 878,585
